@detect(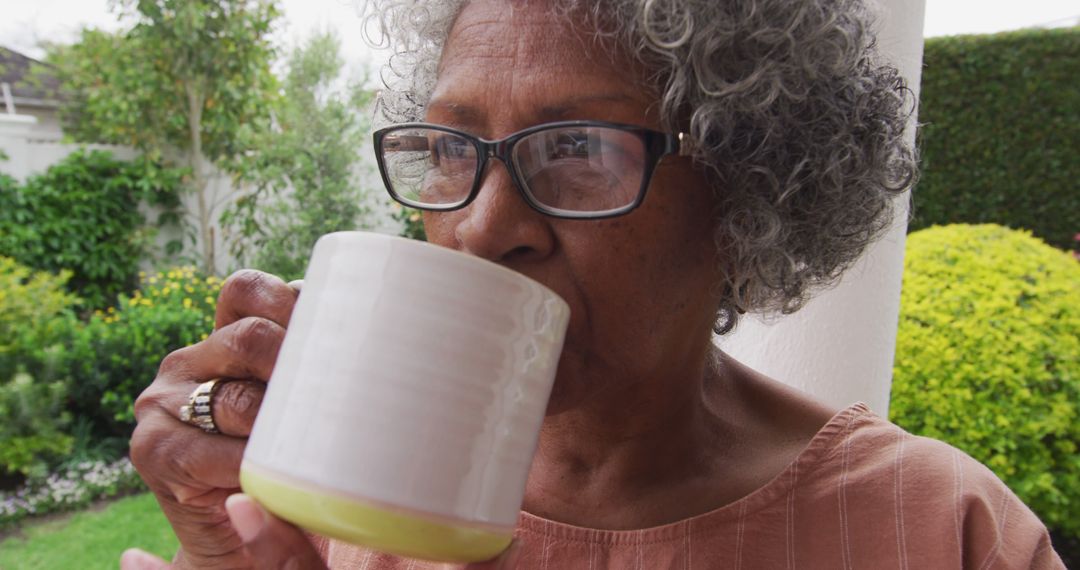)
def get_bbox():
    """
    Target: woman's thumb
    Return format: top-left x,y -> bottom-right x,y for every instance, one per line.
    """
120,548 -> 172,570
225,493 -> 328,570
